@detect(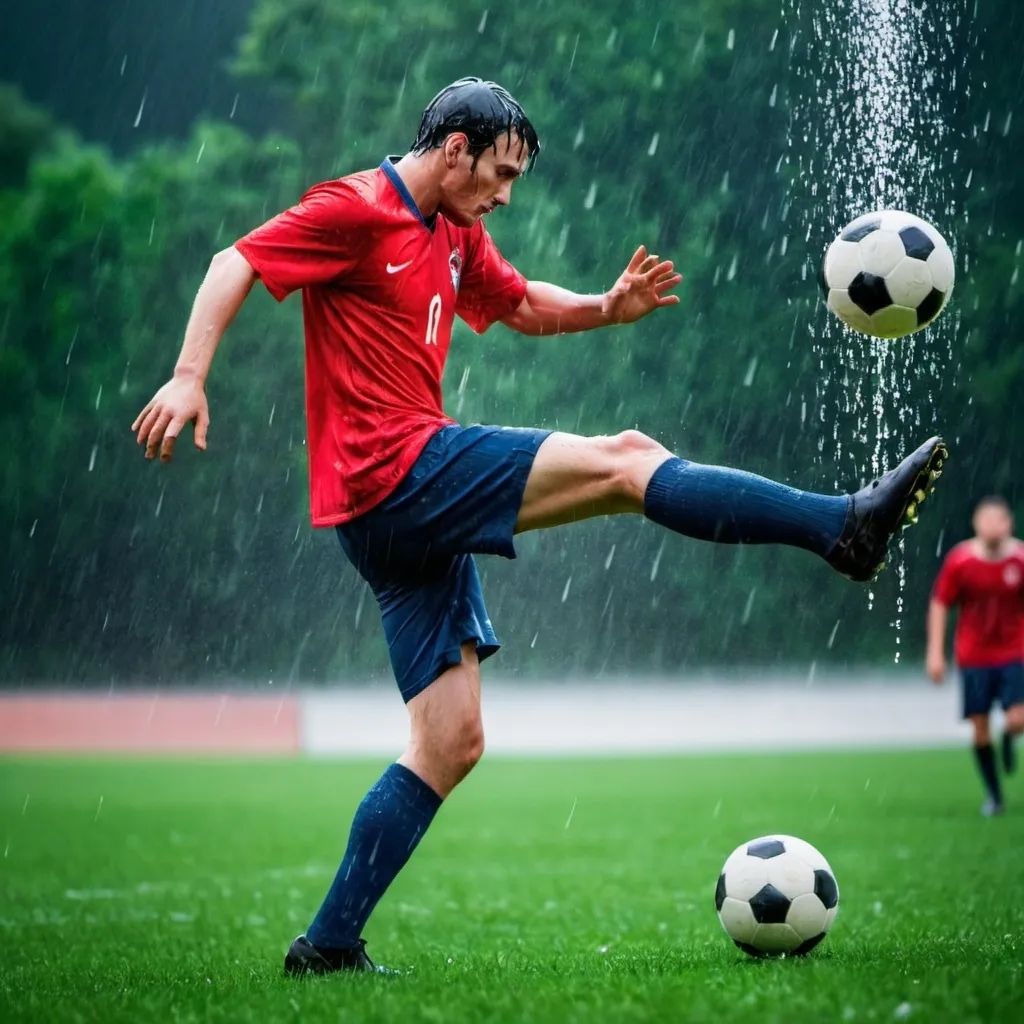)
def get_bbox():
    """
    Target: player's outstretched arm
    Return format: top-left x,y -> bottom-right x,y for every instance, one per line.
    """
926,598 -> 949,684
501,245 -> 682,337
132,247 -> 257,462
